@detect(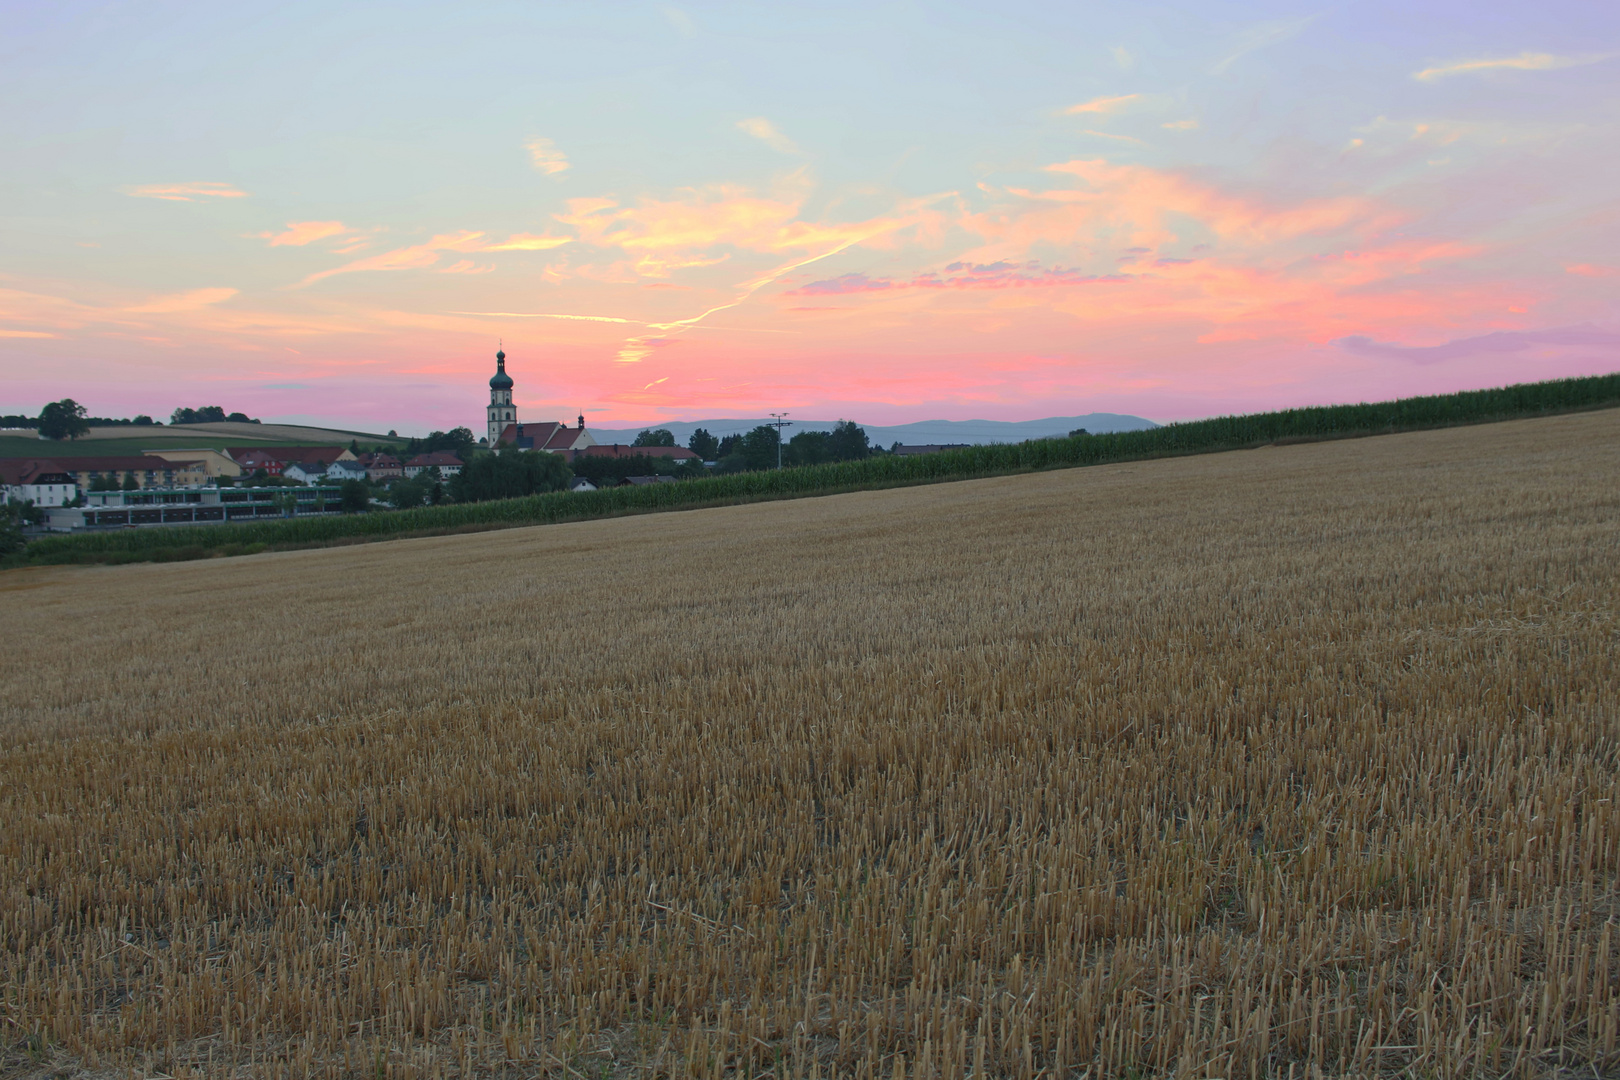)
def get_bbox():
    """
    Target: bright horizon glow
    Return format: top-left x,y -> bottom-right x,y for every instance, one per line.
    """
2,1 -> 1618,435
